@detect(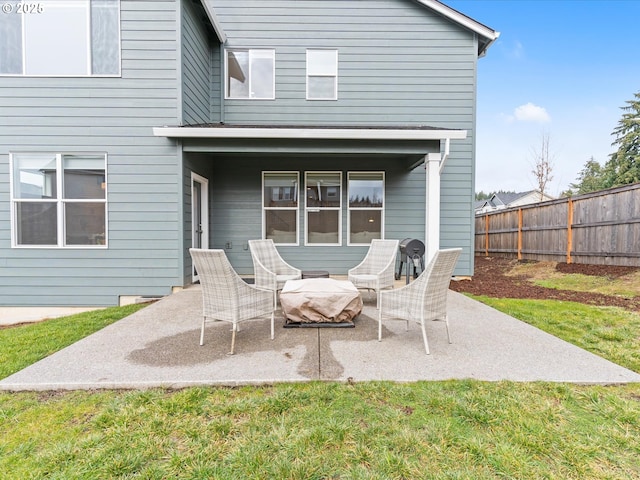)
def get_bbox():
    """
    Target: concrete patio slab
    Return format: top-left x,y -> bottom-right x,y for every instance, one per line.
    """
1,286 -> 639,391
